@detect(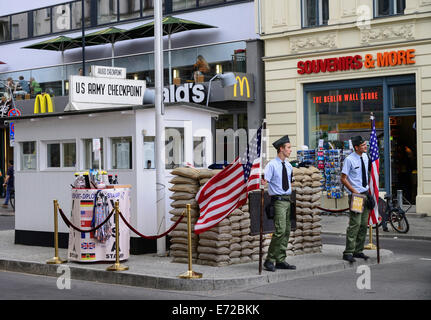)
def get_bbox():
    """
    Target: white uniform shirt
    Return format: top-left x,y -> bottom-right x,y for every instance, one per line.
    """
341,152 -> 369,194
